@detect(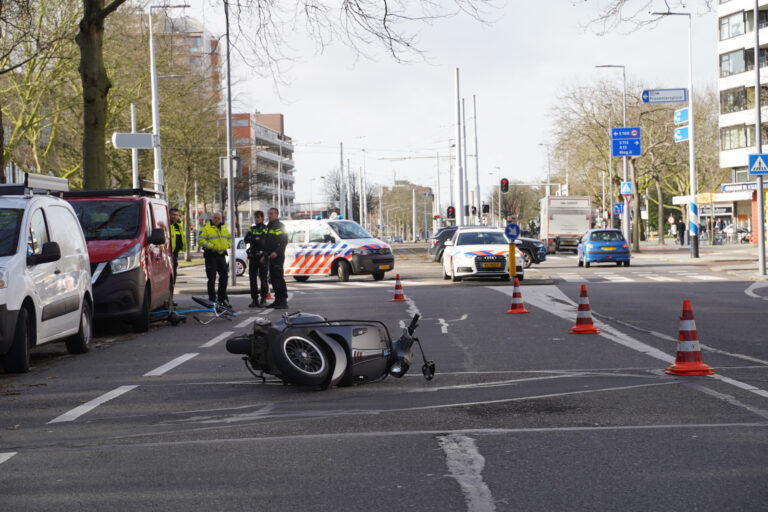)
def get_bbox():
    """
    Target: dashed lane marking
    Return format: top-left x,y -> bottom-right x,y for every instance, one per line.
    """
48,385 -> 139,424
199,332 -> 234,348
603,275 -> 634,282
144,353 -> 199,377
0,452 -> 17,465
